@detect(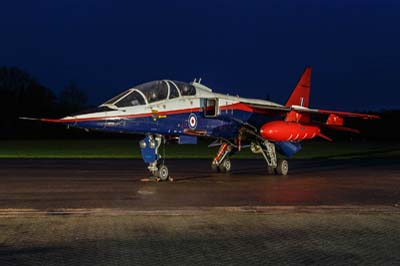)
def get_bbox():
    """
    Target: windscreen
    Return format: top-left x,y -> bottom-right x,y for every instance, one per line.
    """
102,80 -> 193,107
114,91 -> 146,107
103,89 -> 131,105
